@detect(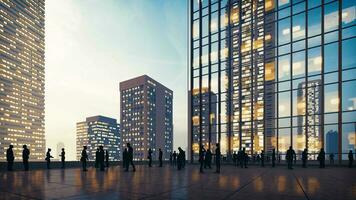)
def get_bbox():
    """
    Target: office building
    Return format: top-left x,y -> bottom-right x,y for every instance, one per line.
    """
76,116 -> 120,161
120,75 -> 173,160
189,0 -> 356,160
0,0 -> 46,160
